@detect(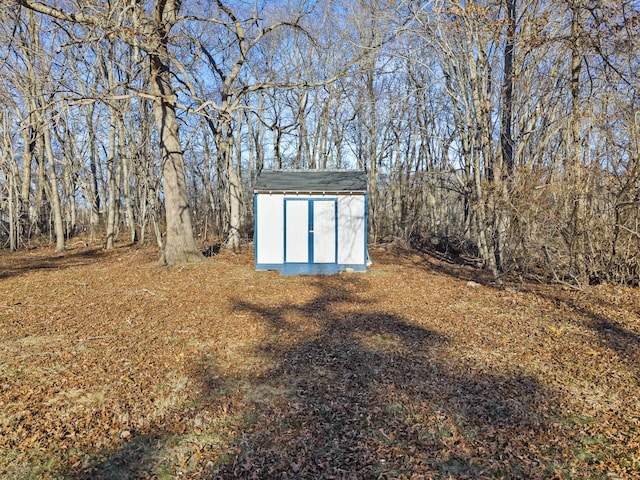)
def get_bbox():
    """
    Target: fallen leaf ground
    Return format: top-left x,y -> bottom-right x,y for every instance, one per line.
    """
1,242 -> 639,479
